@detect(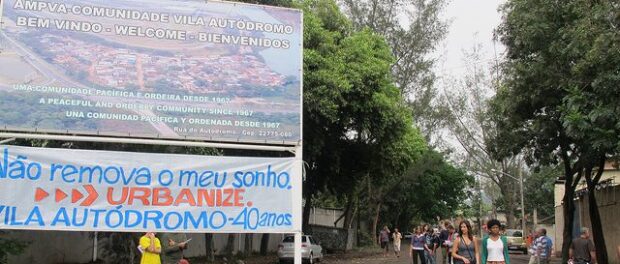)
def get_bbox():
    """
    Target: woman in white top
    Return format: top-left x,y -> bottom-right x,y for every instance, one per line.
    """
393,228 -> 402,257
481,219 -> 510,264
